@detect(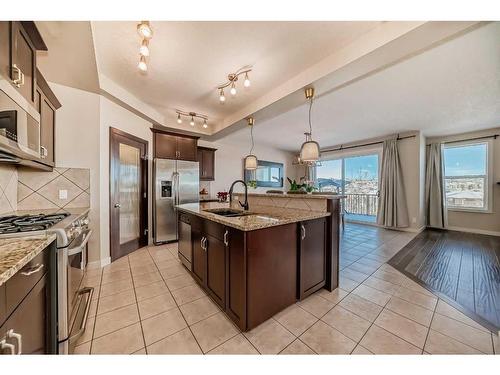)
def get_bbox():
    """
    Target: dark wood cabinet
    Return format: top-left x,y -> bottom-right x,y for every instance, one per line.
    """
0,242 -> 56,355
197,147 -> 216,181
176,136 -> 197,161
35,70 -> 61,167
10,22 -> 37,104
191,225 -> 206,285
0,275 -> 49,354
153,130 -> 198,161
298,217 -> 327,299
205,233 -> 226,308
